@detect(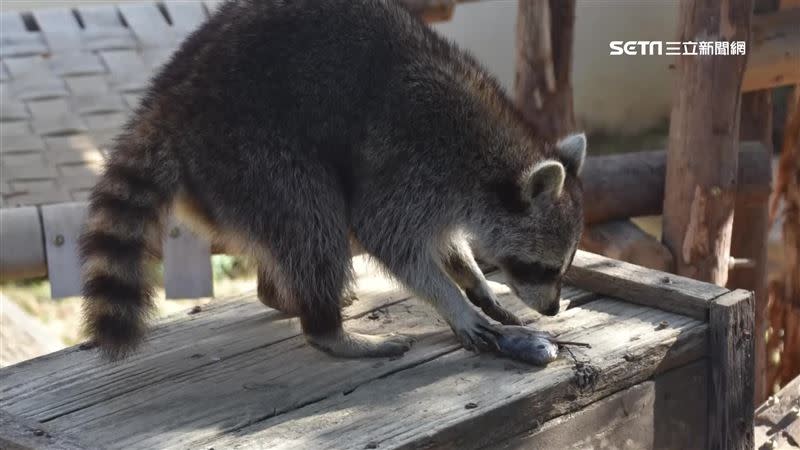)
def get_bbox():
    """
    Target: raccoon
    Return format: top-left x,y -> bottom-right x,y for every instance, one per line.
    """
79,0 -> 586,360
